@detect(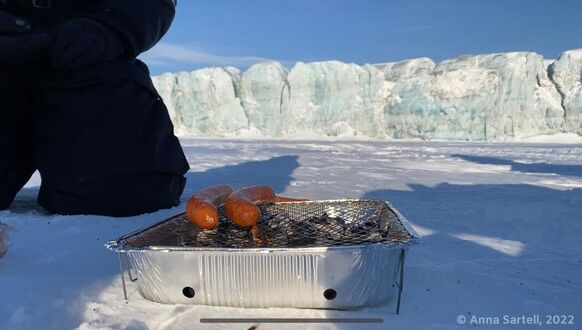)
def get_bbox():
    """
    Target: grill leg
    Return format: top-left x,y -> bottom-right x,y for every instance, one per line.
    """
118,252 -> 128,301
395,248 -> 406,314
124,253 -> 138,282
